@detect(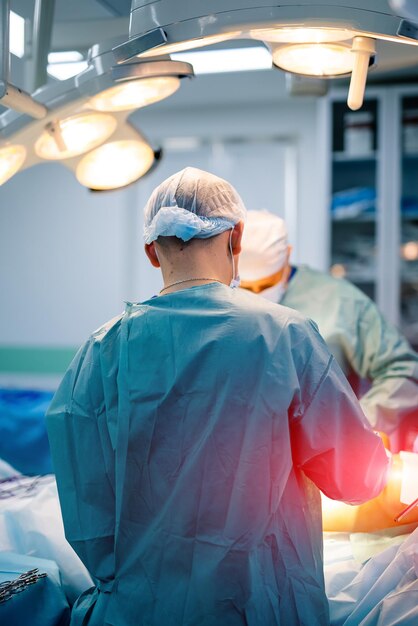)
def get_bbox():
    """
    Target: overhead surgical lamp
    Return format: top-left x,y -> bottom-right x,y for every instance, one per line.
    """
114,0 -> 418,110
88,76 -> 180,112
0,144 -> 26,186
35,112 -> 118,160
76,139 -> 155,190
272,42 -> 355,77
0,2 -> 47,119
0,1 -> 194,190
